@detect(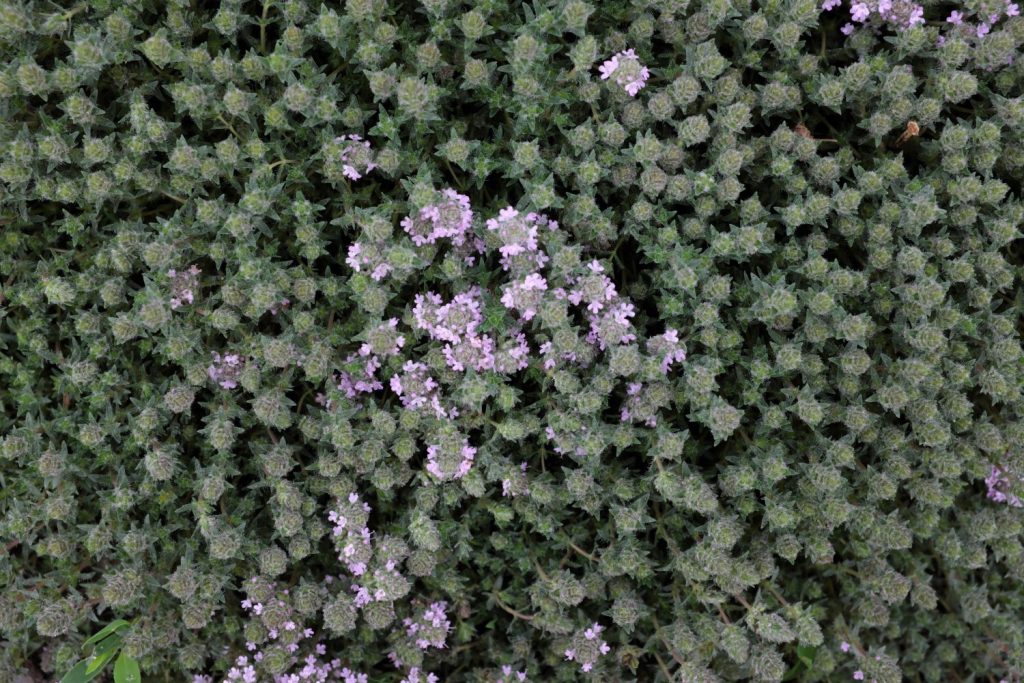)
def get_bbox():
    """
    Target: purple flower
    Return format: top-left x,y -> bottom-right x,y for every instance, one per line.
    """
425,439 -> 476,481
822,0 -> 842,10
906,4 -> 925,25
485,207 -> 558,273
986,466 -> 1023,507
647,328 -> 687,373
598,49 -> 651,97
346,241 -> 393,281
841,22 -> 855,33
853,672 -> 865,681
501,272 -> 548,320
404,602 -> 451,649
207,351 -> 245,389
977,22 -> 991,37
946,10 -> 964,24
841,641 -> 851,653
402,188 -> 474,247
850,2 -> 870,21
359,319 -> 405,358
167,265 -> 201,309
1008,3 -> 1020,16
335,134 -> 376,180
390,361 -> 449,419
